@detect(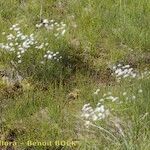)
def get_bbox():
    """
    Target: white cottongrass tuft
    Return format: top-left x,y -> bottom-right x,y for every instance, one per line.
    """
111,64 -> 138,82
36,19 -> 67,38
81,103 -> 109,128
94,89 -> 100,95
0,24 -> 62,65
